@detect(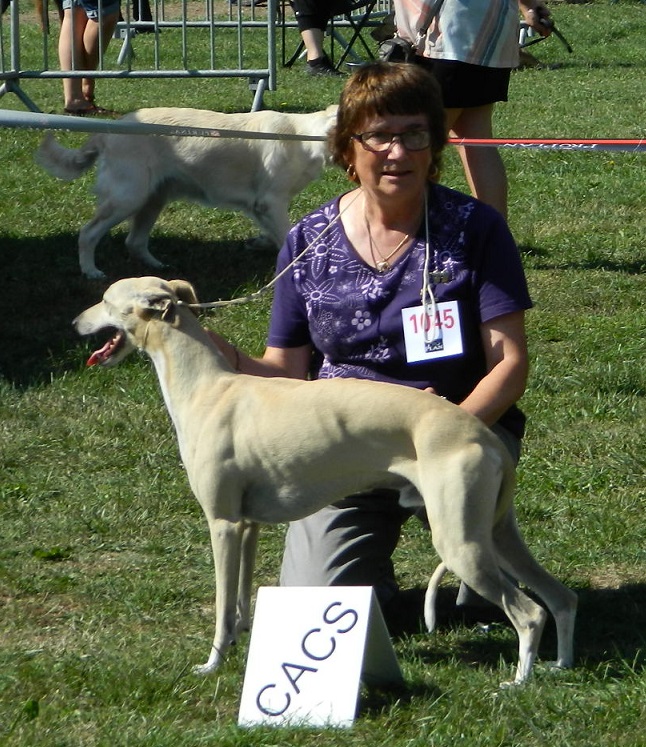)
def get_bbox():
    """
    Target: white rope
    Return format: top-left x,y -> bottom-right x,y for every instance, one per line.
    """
180,189 -> 364,310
